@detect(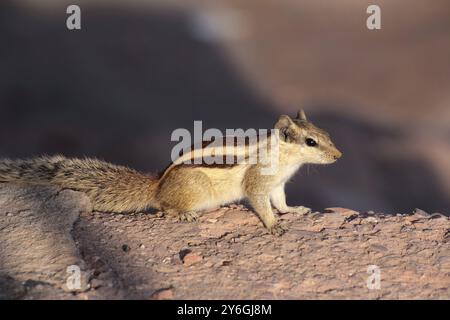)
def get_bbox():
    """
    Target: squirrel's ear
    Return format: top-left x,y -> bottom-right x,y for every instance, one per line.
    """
274,115 -> 295,142
274,115 -> 294,129
296,109 -> 307,121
